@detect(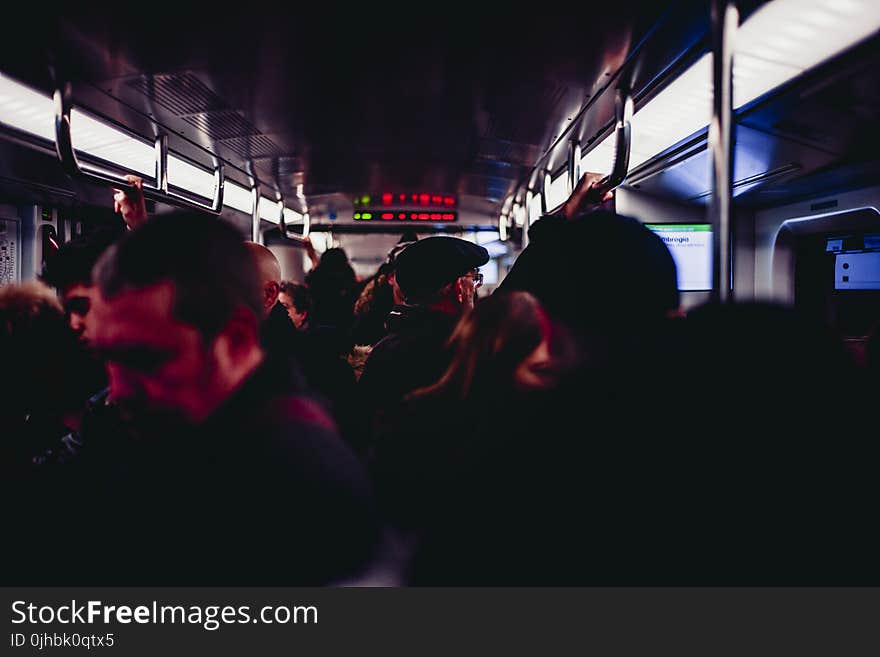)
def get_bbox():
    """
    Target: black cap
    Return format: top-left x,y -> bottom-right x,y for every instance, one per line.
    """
395,236 -> 489,302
